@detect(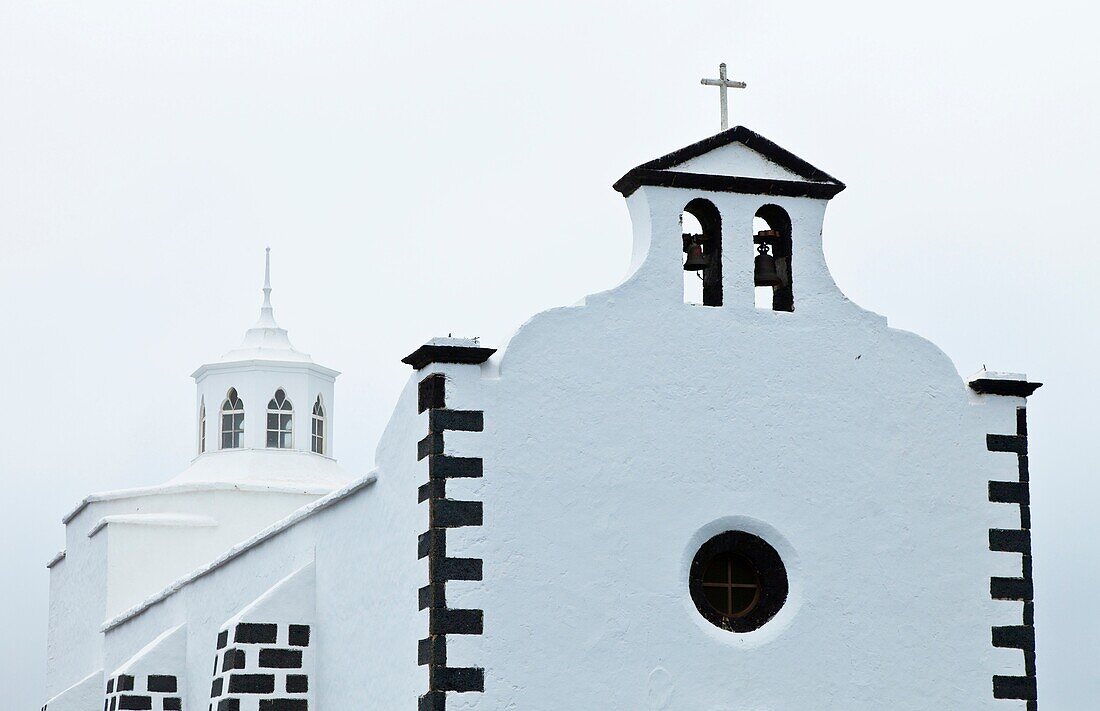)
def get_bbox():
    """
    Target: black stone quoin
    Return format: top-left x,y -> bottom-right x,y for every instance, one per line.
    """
983,404 -> 1041,710
414,364 -> 487,710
